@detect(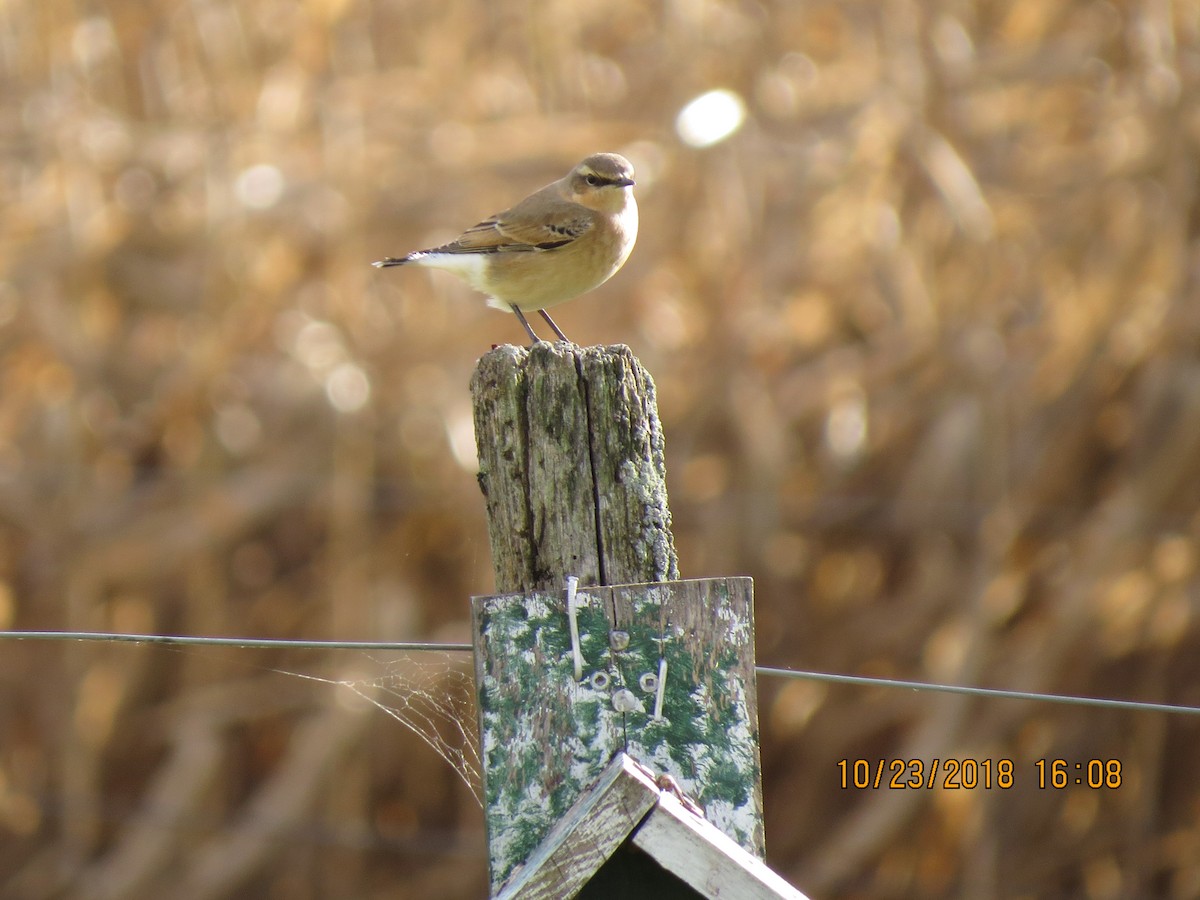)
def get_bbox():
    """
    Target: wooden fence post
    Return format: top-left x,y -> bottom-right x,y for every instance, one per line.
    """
470,343 -> 763,895
471,342 -> 679,593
